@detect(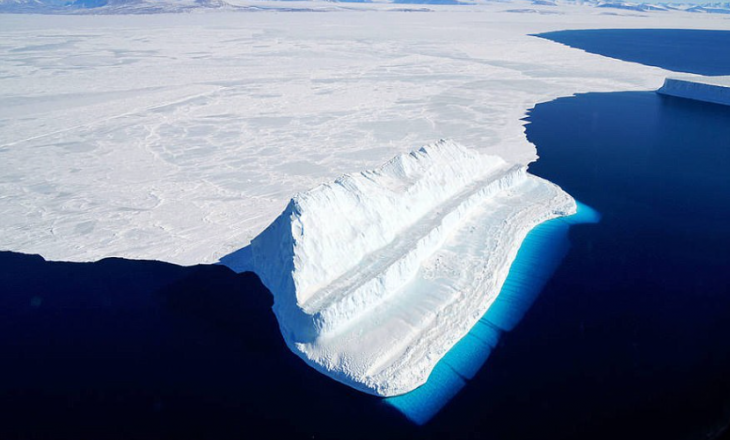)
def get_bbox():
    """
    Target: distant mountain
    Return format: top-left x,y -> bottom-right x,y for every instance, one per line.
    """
686,3 -> 730,13
698,1 -> 730,7
0,0 -> 239,13
582,0 -> 730,14
595,2 -> 668,11
2,0 -> 730,15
